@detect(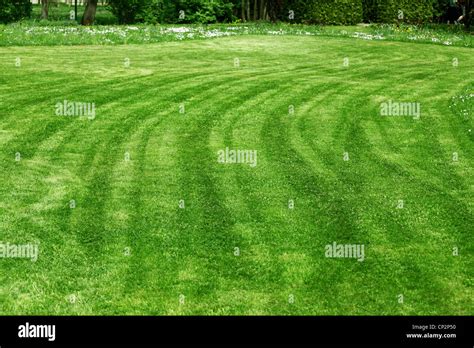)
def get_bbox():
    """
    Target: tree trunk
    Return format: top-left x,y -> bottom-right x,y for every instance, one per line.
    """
241,0 -> 246,21
253,0 -> 258,21
260,0 -> 265,21
267,0 -> 280,22
41,0 -> 48,20
246,0 -> 250,22
465,0 -> 472,30
82,0 -> 98,26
